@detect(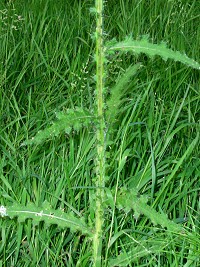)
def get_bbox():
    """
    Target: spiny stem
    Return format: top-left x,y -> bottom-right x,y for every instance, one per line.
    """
93,0 -> 105,266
